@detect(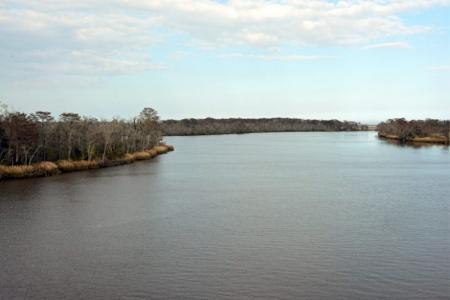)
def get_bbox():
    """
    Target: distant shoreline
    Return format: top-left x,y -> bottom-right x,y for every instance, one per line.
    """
378,133 -> 449,145
163,130 -> 370,137
0,144 -> 174,181
161,118 -> 369,136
